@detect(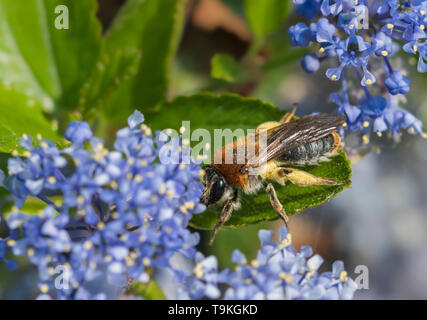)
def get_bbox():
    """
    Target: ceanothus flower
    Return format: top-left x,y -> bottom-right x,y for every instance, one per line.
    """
385,70 -> 410,95
0,110 -> 205,299
294,0 -> 322,19
180,227 -> 358,300
301,53 -> 321,73
289,0 -> 426,140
